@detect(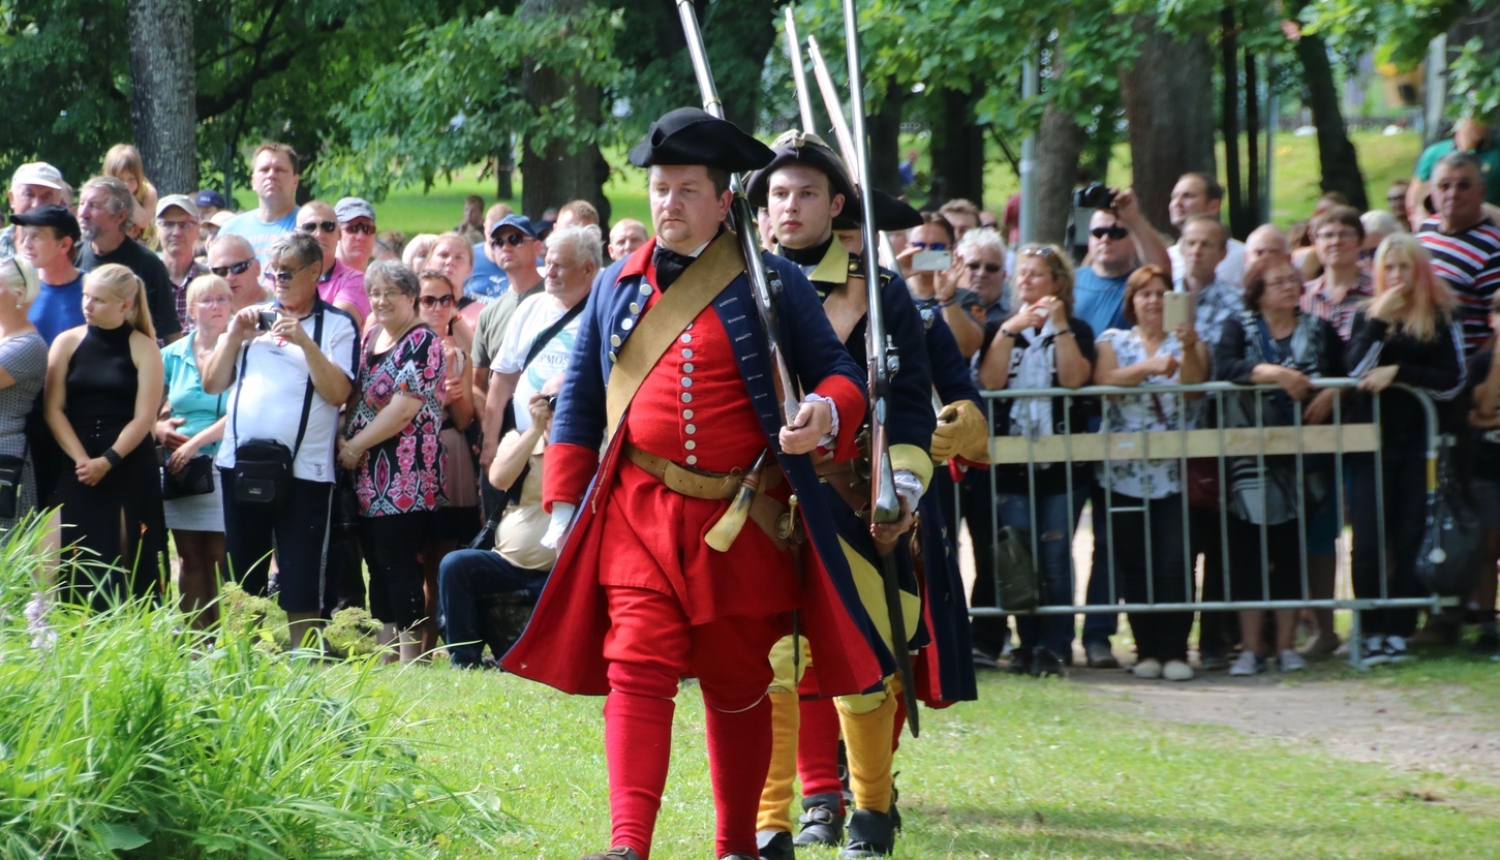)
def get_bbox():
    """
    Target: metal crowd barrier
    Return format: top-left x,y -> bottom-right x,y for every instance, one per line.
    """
956,379 -> 1453,668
